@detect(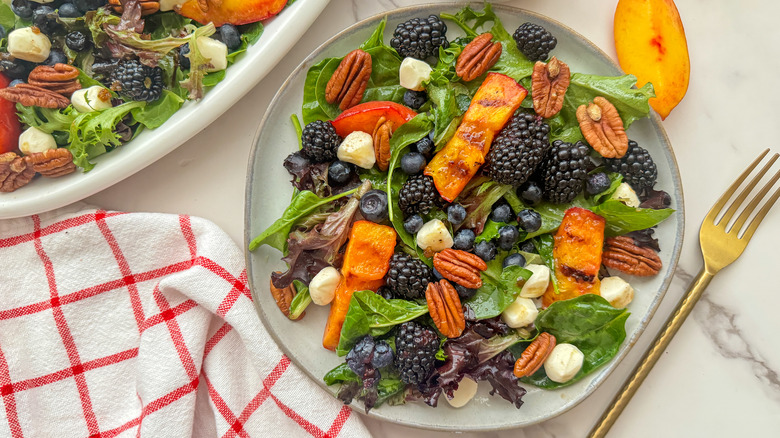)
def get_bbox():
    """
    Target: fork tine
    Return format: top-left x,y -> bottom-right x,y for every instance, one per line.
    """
705,149 -> 770,222
741,184 -> 780,241
731,166 -> 780,233
716,152 -> 778,227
